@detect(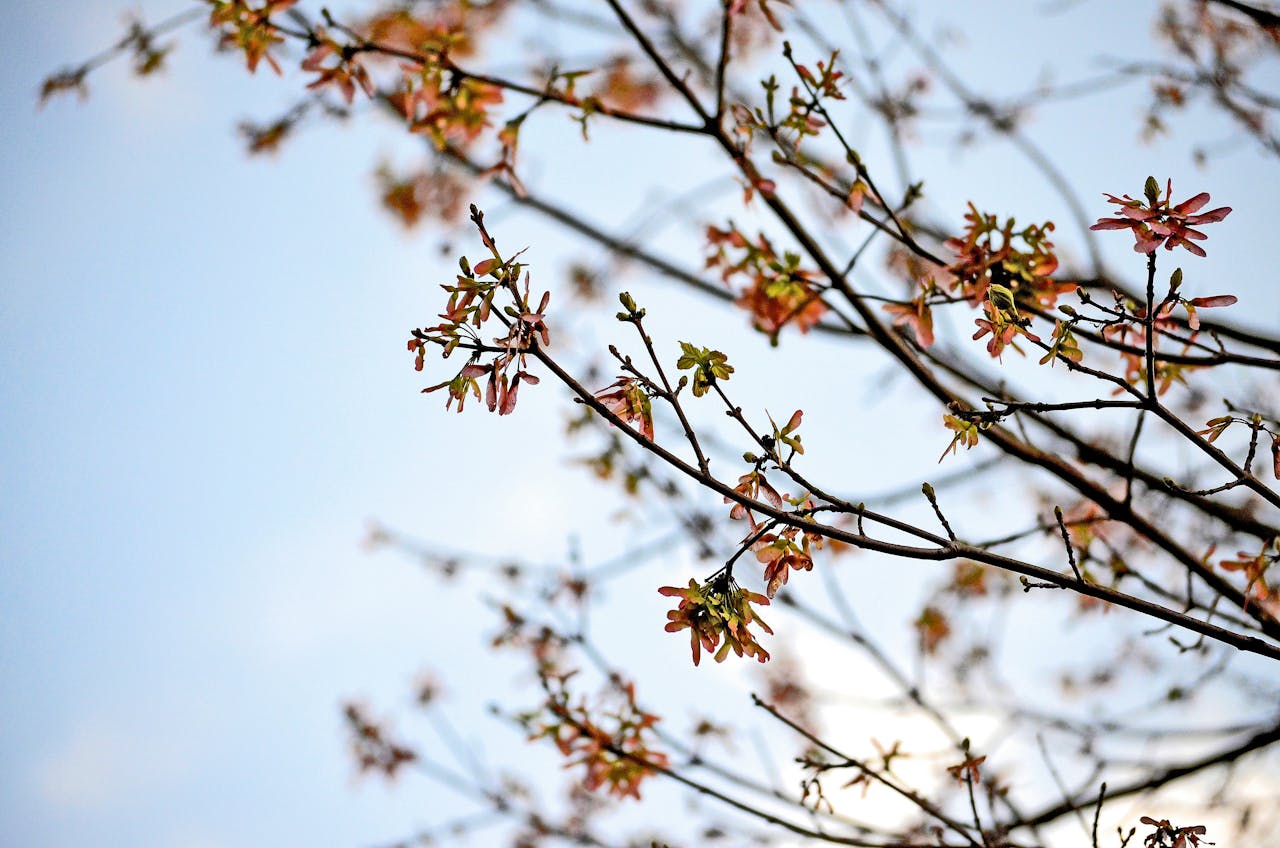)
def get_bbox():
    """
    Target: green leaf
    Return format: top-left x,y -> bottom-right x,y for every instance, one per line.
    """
675,342 -> 734,397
